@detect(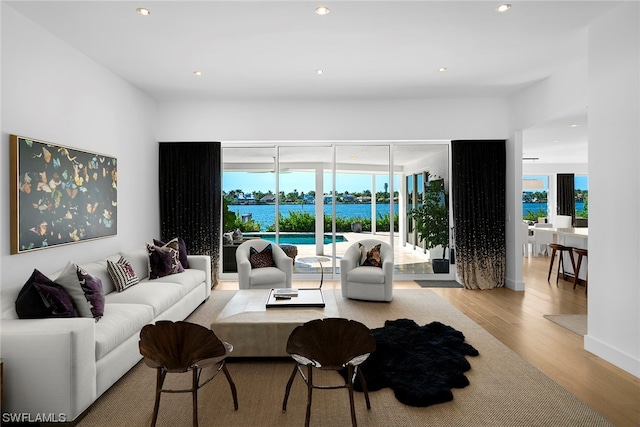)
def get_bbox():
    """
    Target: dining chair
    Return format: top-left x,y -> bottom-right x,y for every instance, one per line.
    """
139,321 -> 238,427
282,318 -> 376,427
